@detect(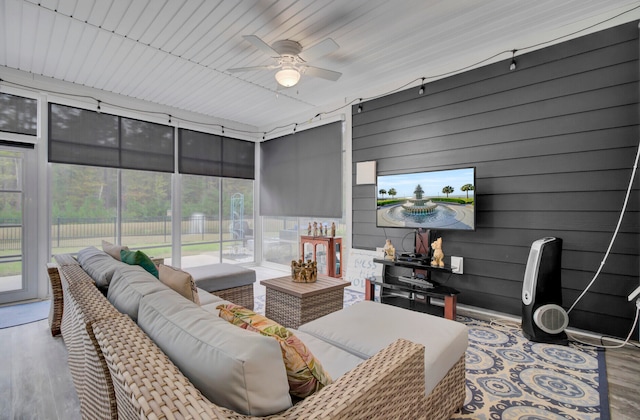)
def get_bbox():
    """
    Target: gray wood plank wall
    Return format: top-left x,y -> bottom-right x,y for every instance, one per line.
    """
351,21 -> 640,338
